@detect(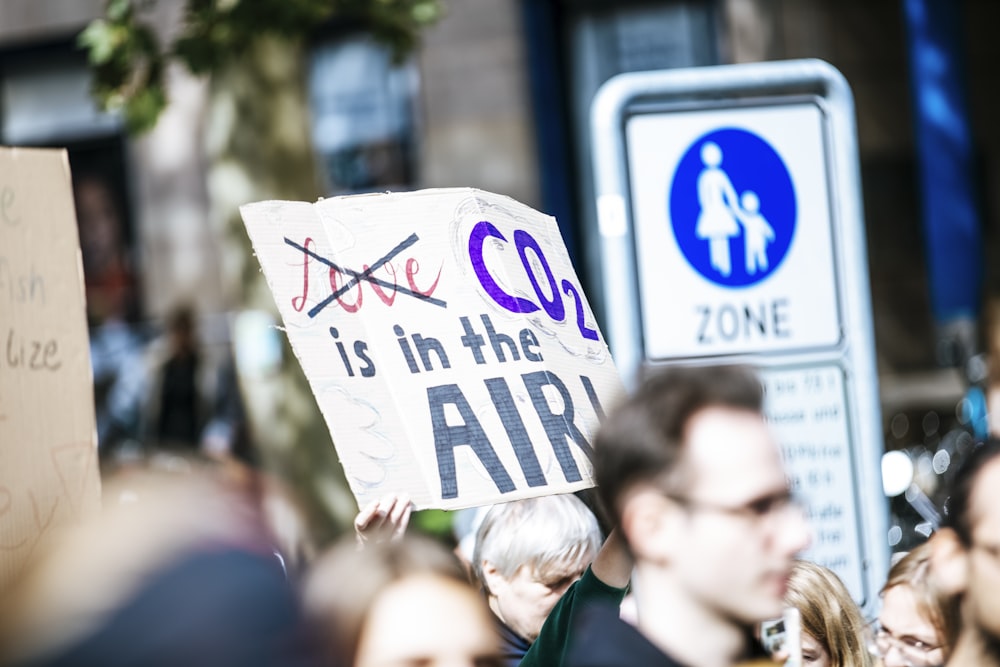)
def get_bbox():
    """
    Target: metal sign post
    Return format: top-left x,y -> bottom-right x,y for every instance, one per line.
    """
591,59 -> 888,613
